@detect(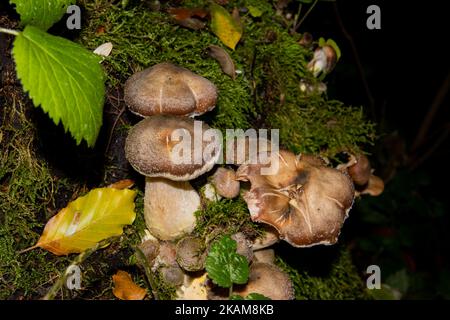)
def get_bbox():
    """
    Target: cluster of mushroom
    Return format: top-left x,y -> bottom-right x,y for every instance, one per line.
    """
123,62 -> 365,299
124,62 -> 292,299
